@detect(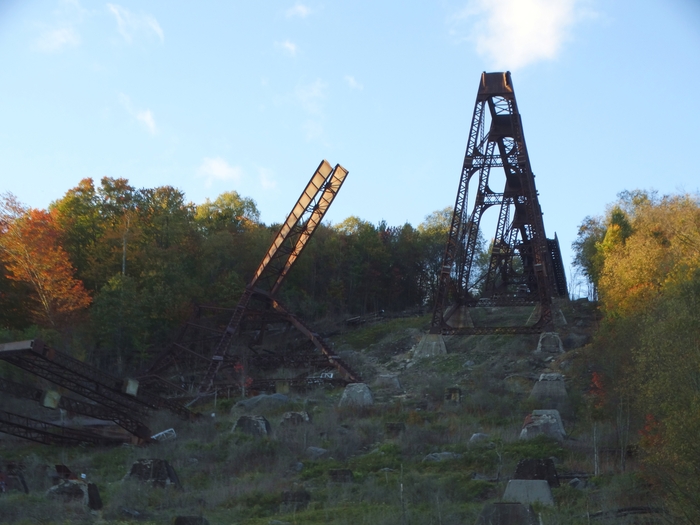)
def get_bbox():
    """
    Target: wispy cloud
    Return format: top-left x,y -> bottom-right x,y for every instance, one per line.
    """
276,40 -> 298,56
118,93 -> 158,135
197,157 -> 244,188
107,3 -> 164,44
286,3 -> 311,18
35,0 -> 86,53
344,75 -> 363,90
257,167 -> 277,190
36,27 -> 80,52
296,79 -> 327,115
450,0 -> 590,70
